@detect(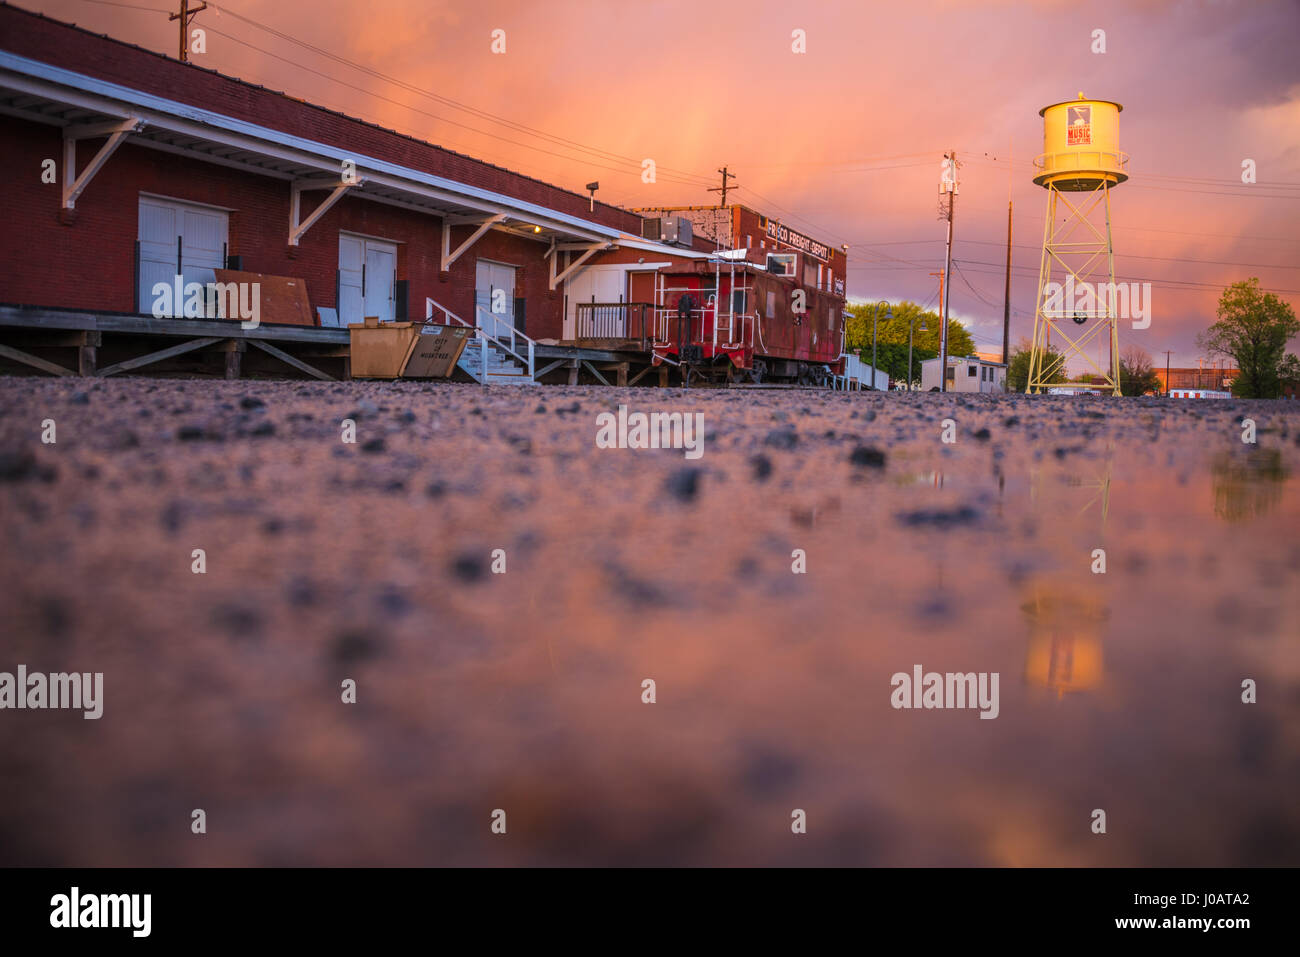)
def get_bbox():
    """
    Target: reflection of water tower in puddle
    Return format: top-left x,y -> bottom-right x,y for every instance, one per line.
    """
1027,94 -> 1128,396
1022,449 -> 1115,697
1021,586 -> 1107,697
